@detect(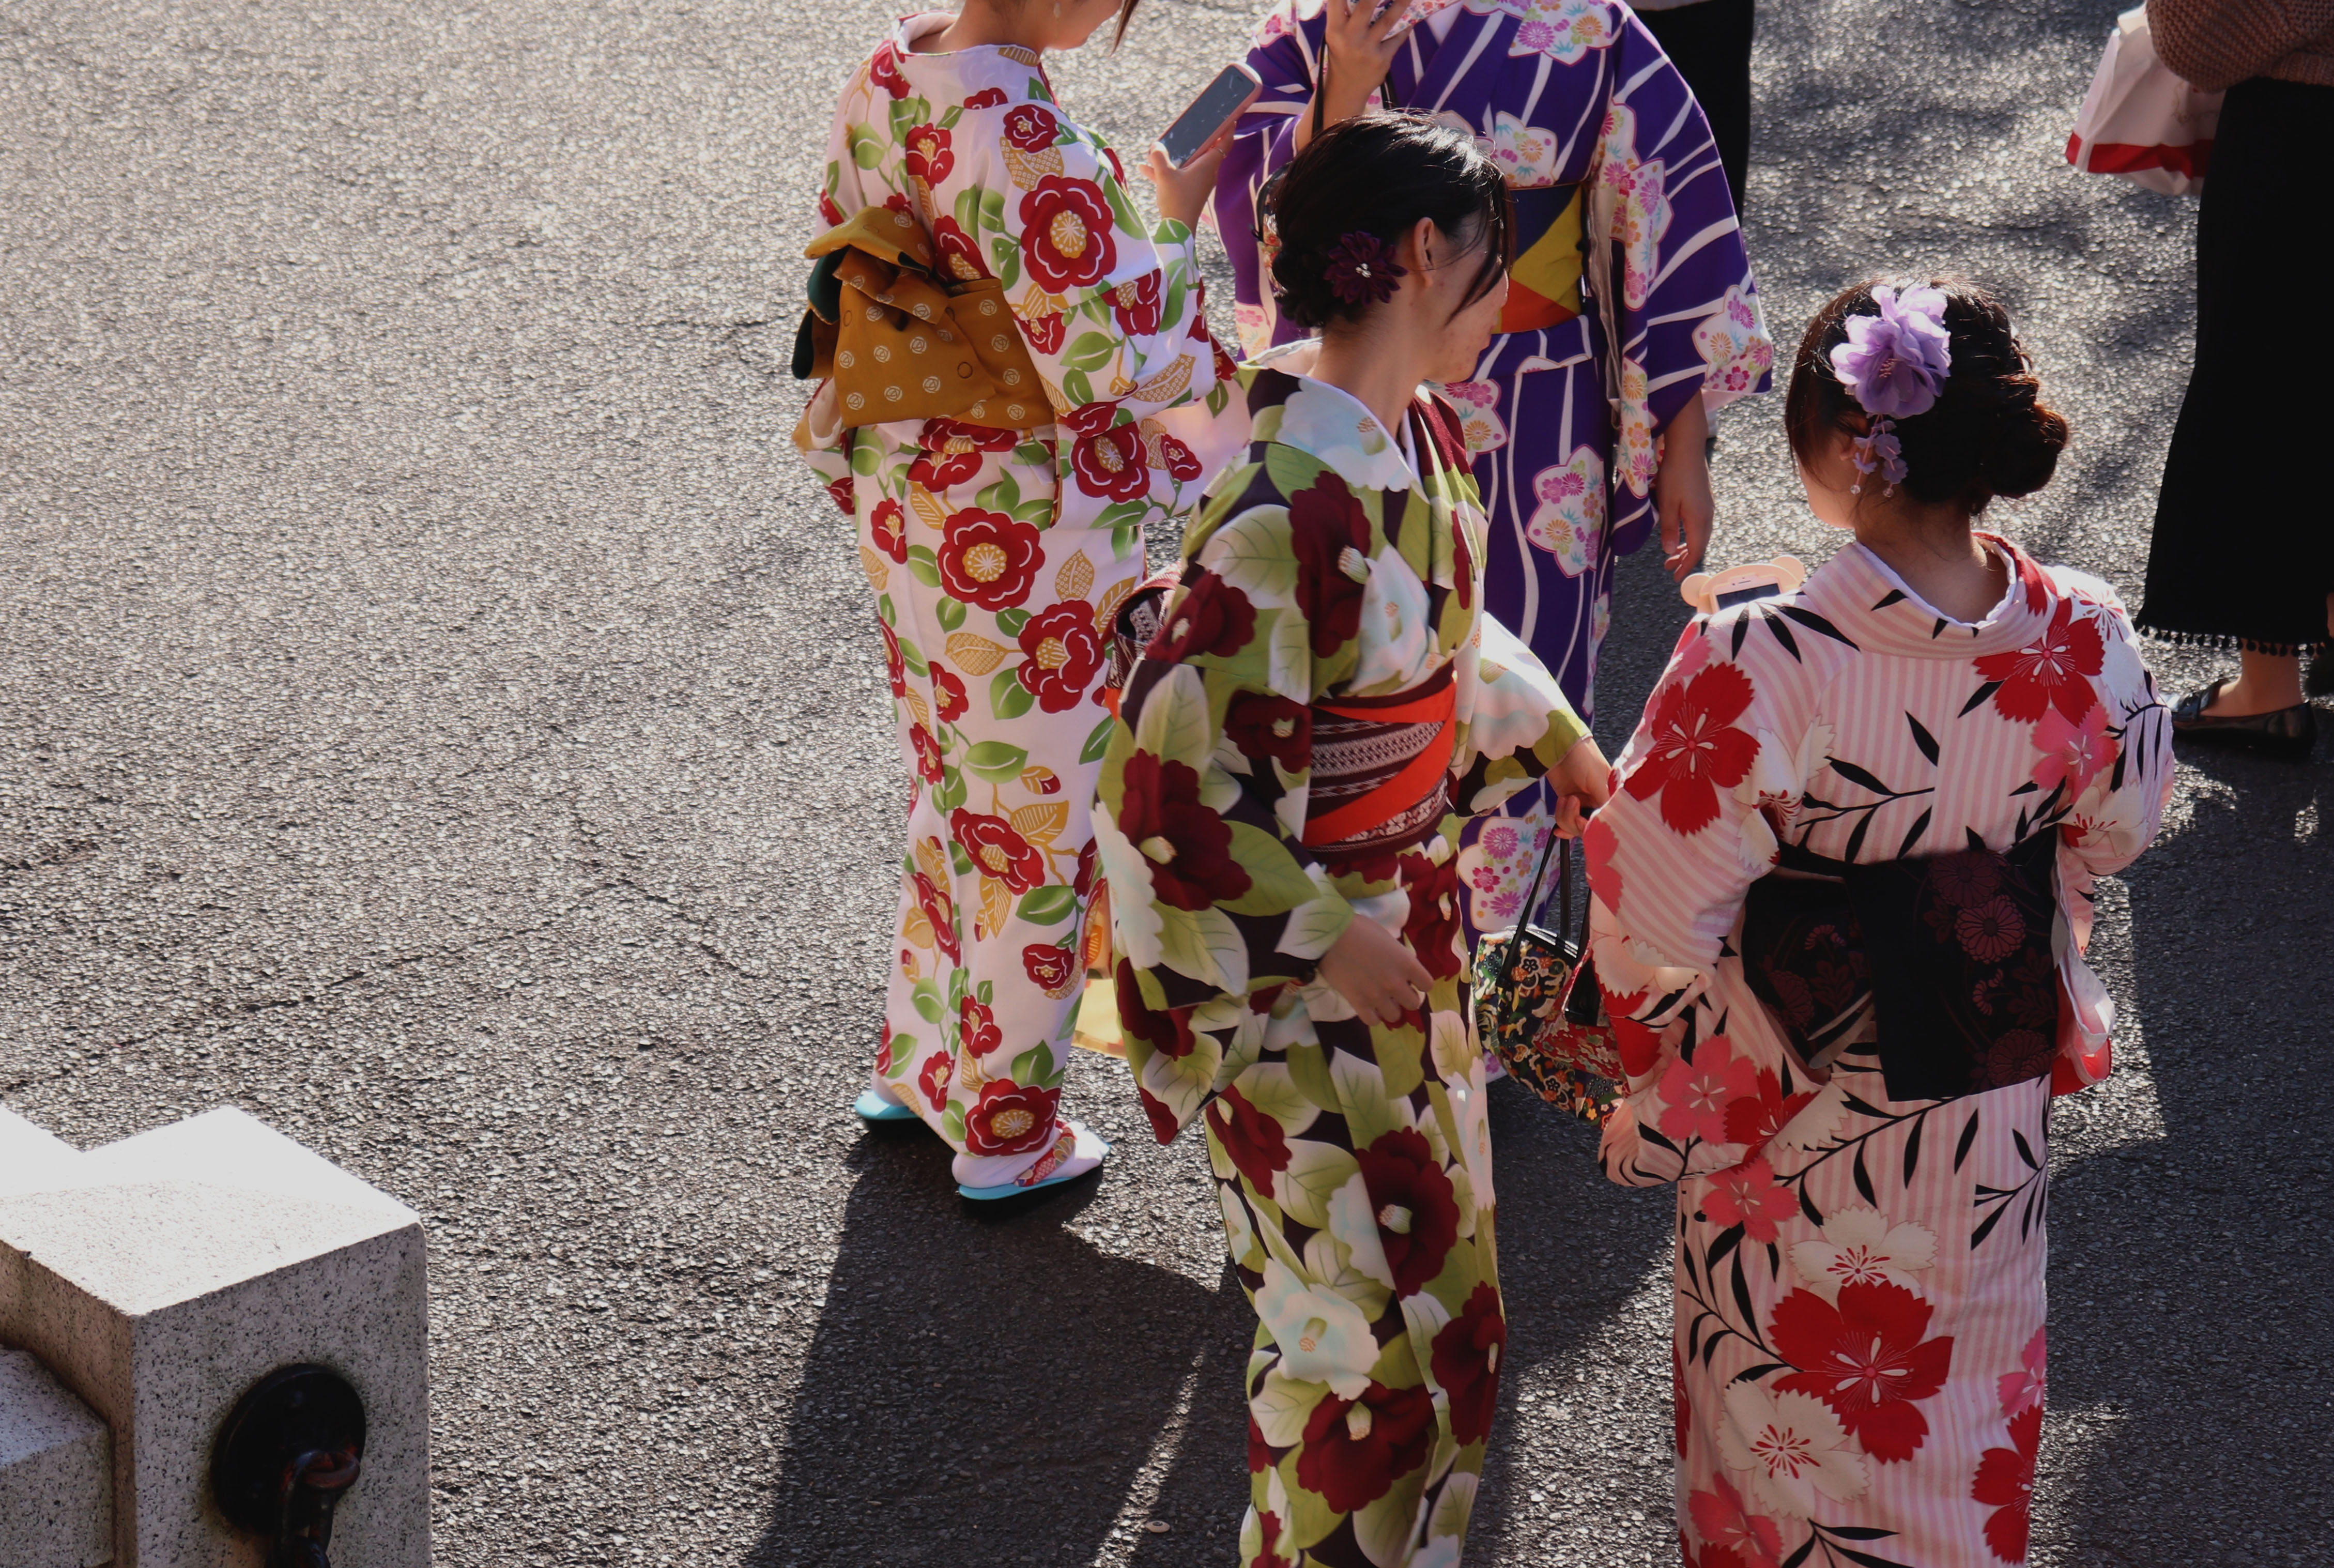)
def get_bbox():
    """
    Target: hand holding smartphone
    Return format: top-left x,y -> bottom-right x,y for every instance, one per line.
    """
1158,63 -> 1264,170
